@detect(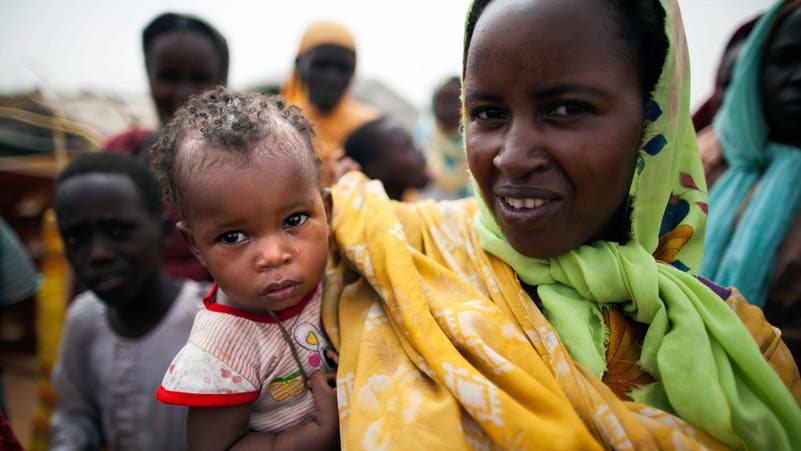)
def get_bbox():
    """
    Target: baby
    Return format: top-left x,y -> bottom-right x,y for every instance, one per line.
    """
151,87 -> 338,450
